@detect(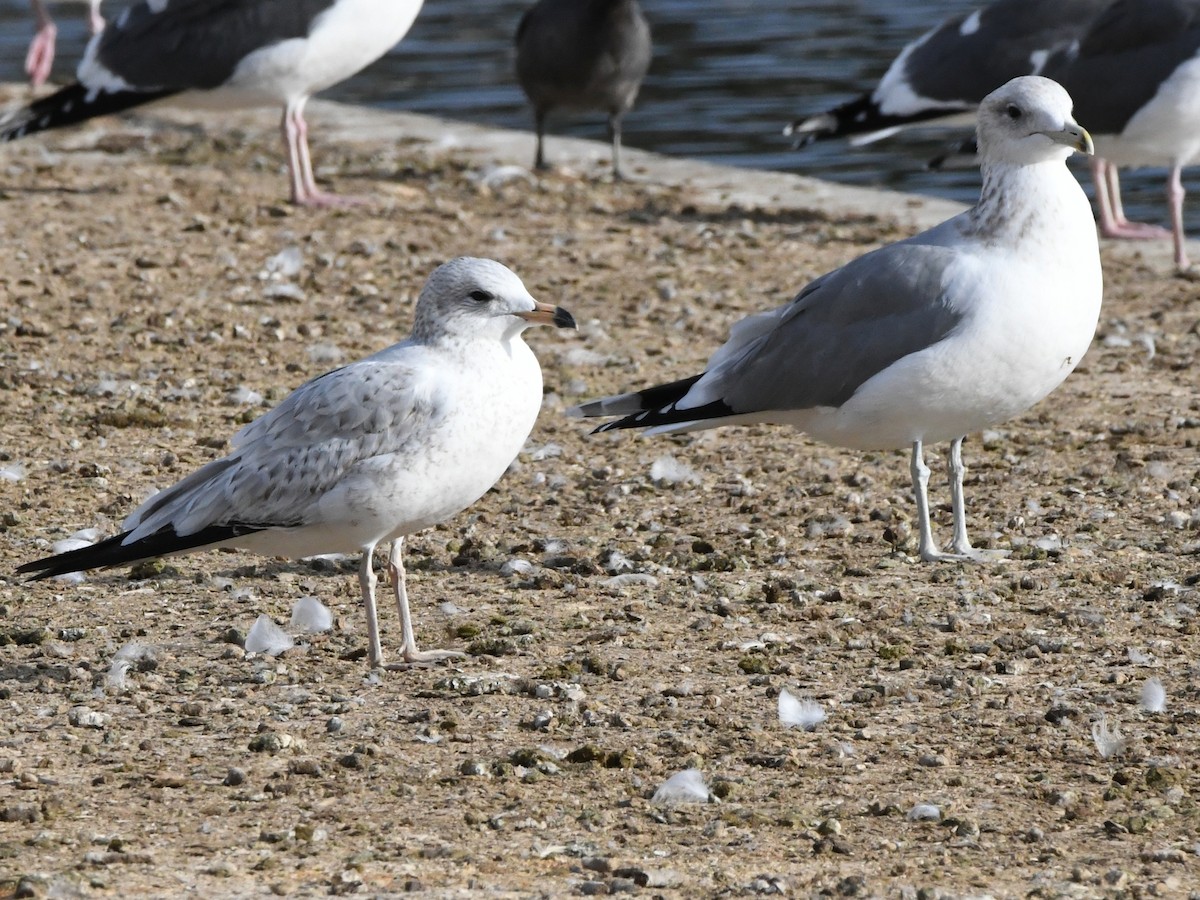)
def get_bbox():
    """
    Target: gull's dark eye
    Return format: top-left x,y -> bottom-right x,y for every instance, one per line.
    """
469,290 -> 494,303
1005,104 -> 1022,120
